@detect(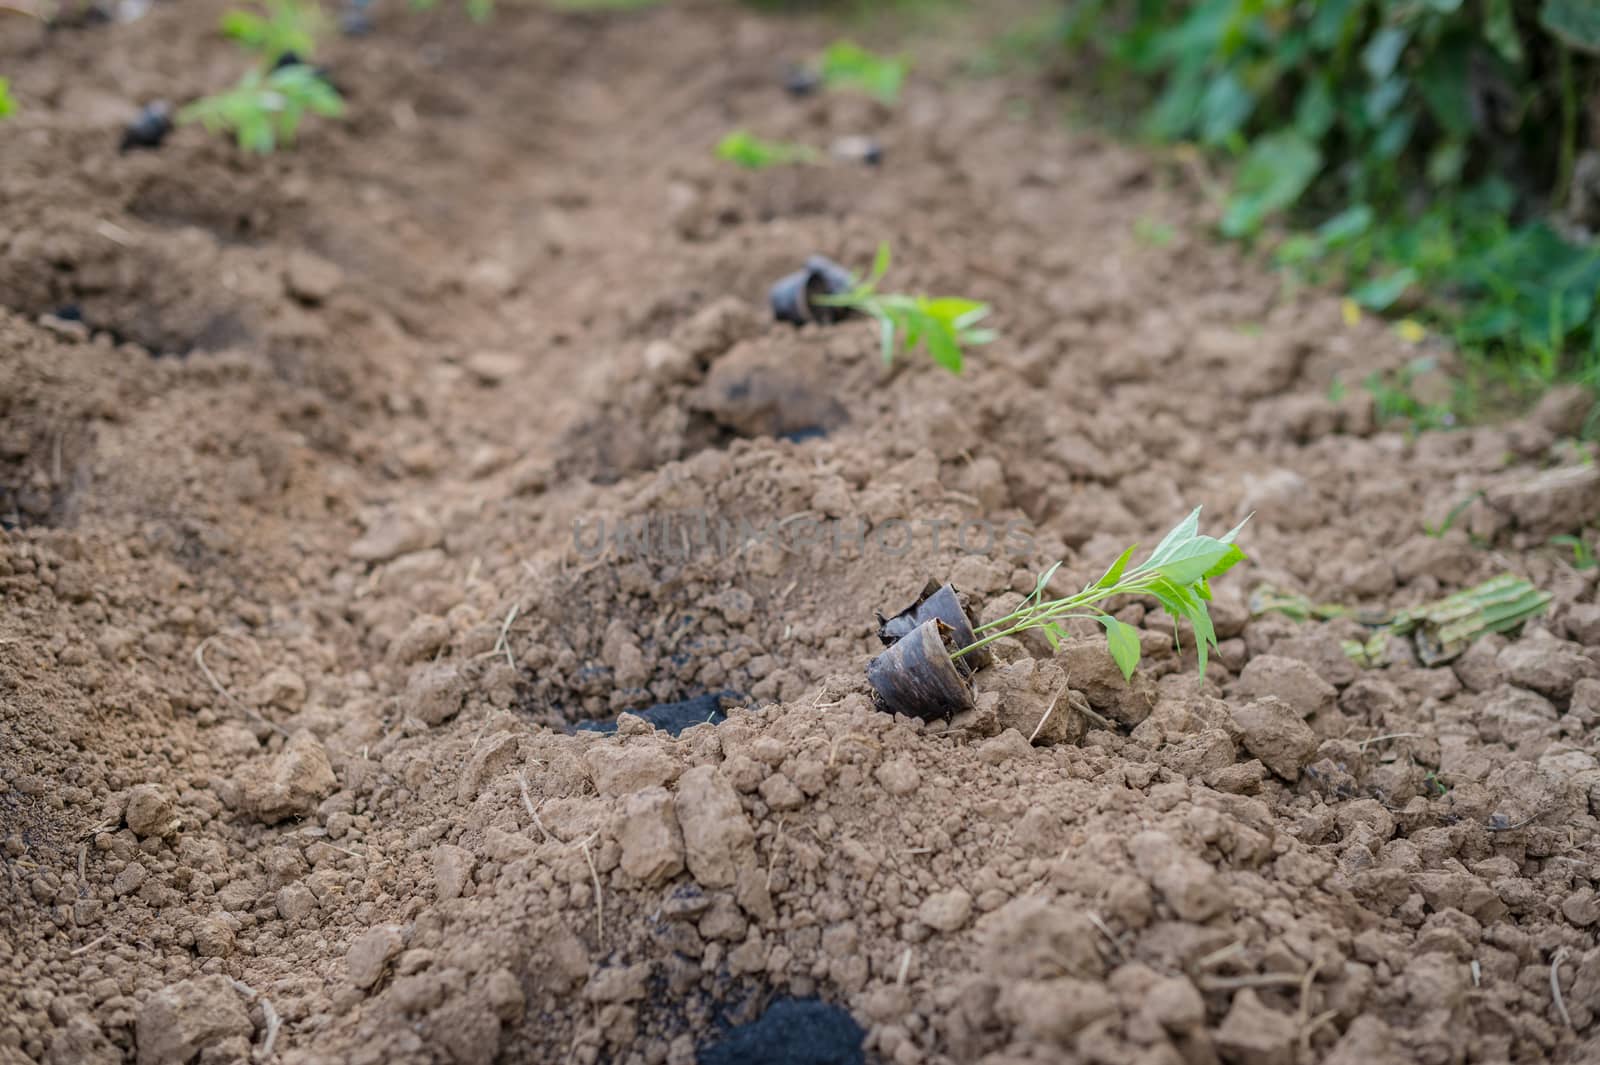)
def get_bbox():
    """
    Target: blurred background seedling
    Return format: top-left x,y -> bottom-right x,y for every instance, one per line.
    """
178,64 -> 344,153
222,0 -> 328,64
818,40 -> 908,104
715,130 -> 819,170
813,243 -> 995,374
